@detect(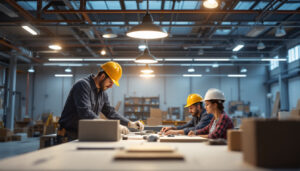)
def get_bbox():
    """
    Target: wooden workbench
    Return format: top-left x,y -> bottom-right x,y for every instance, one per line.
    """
0,134 -> 297,171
